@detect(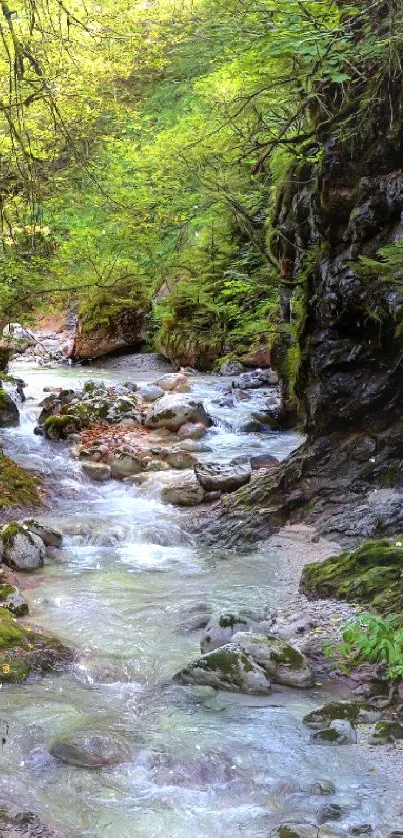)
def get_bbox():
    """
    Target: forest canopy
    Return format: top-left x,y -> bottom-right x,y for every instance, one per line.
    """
0,0 -> 400,365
